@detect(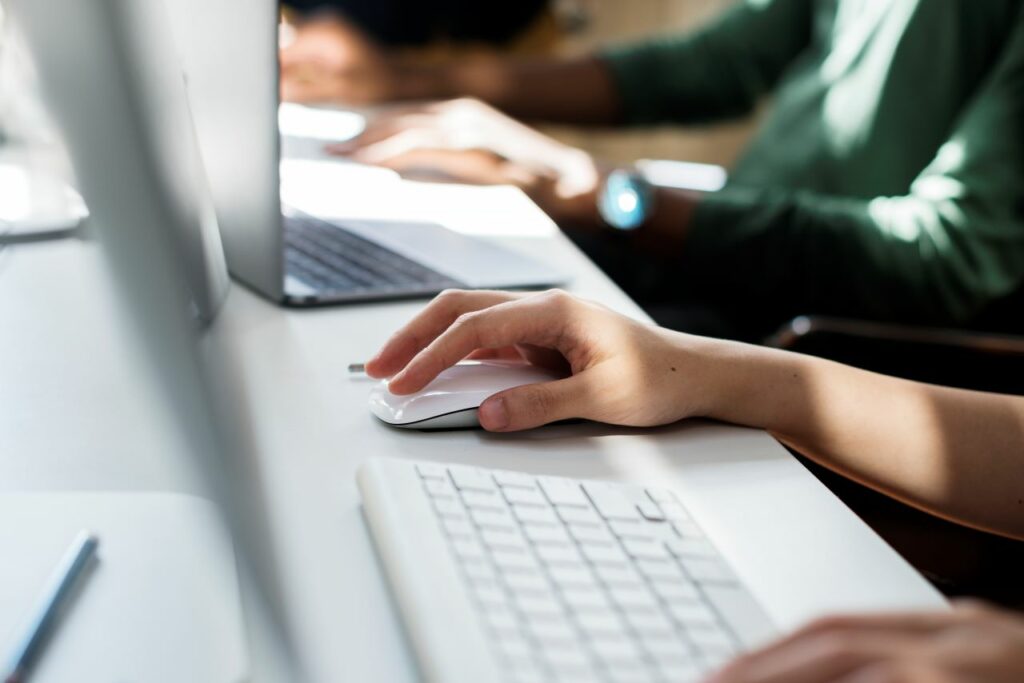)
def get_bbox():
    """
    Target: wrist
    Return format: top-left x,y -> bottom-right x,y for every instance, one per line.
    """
670,335 -> 810,431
